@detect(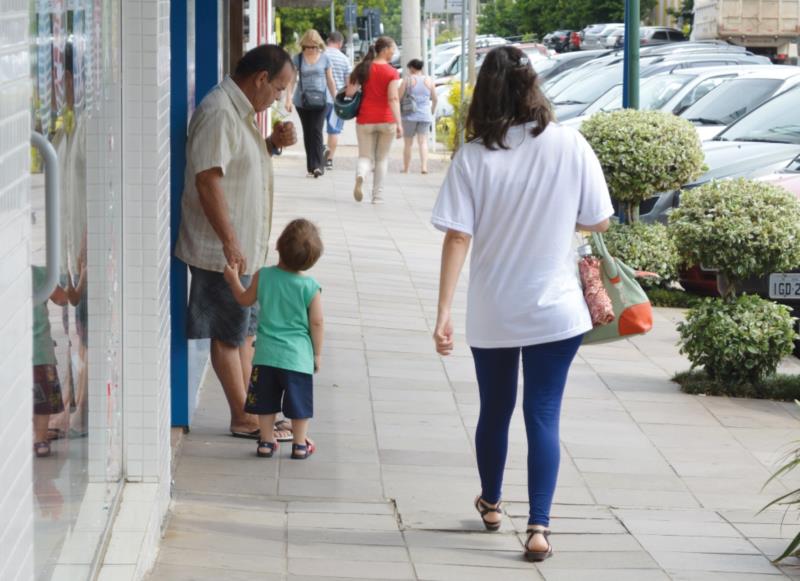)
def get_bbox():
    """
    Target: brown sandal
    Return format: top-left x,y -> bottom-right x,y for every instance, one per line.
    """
524,528 -> 553,562
474,496 -> 503,531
